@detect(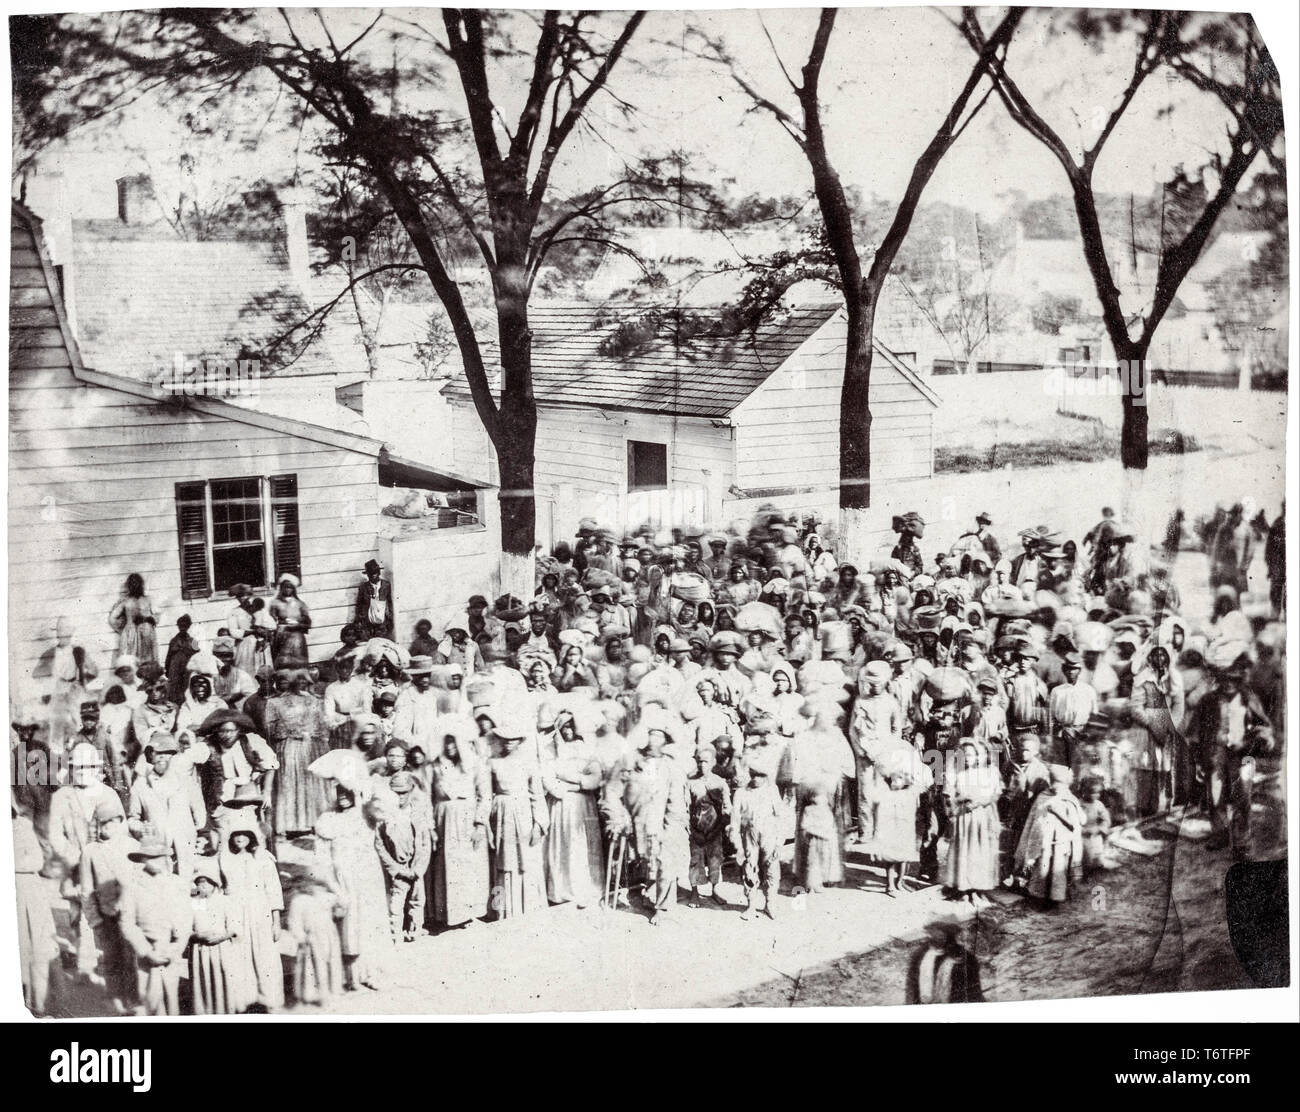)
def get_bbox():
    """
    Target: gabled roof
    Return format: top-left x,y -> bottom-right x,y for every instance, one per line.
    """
444,301 -> 880,418
444,300 -> 938,417
71,224 -> 334,380
12,200 -> 492,493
